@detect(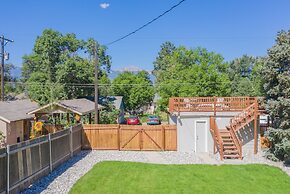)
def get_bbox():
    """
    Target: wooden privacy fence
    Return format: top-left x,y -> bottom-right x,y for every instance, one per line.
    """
0,124 -> 82,194
82,124 -> 177,151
